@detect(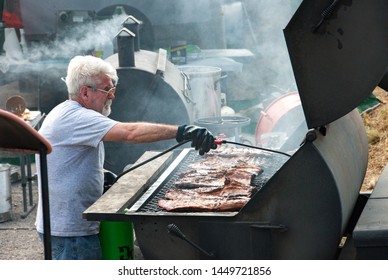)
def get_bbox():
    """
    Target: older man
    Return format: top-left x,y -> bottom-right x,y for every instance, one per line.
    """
35,55 -> 216,259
